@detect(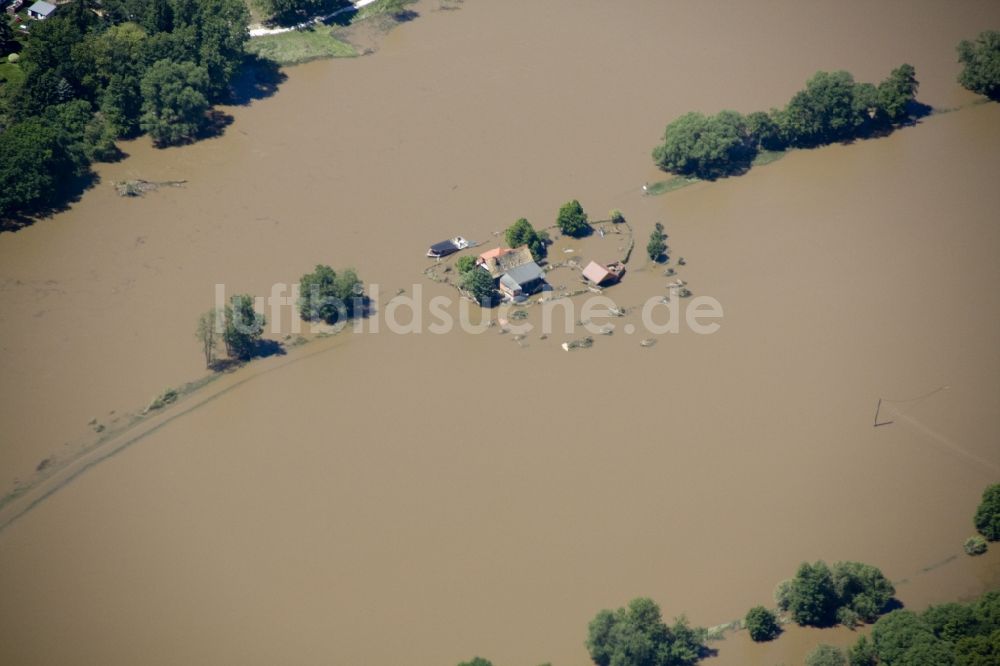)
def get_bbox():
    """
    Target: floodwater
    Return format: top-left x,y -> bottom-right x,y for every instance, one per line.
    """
1,1 -> 999,664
